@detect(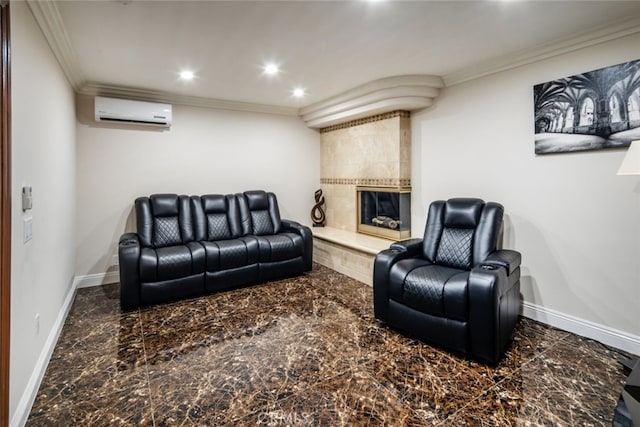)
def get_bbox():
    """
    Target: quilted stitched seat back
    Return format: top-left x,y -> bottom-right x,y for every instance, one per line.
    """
237,191 -> 282,236
422,198 -> 503,270
135,194 -> 194,248
191,194 -> 243,242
